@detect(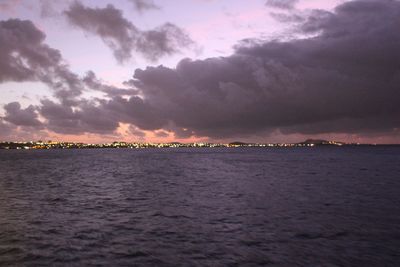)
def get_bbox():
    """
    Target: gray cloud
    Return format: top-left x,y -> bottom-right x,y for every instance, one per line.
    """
0,16 -> 138,138
64,1 -> 193,63
39,99 -> 119,135
127,0 -> 160,12
0,17 -> 132,136
3,102 -> 42,127
266,0 -> 298,10
83,71 -> 139,97
136,23 -> 194,62
270,9 -> 331,25
100,0 -> 400,139
104,96 -> 166,131
0,19 -> 59,82
0,18 -> 83,104
0,118 -> 48,141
